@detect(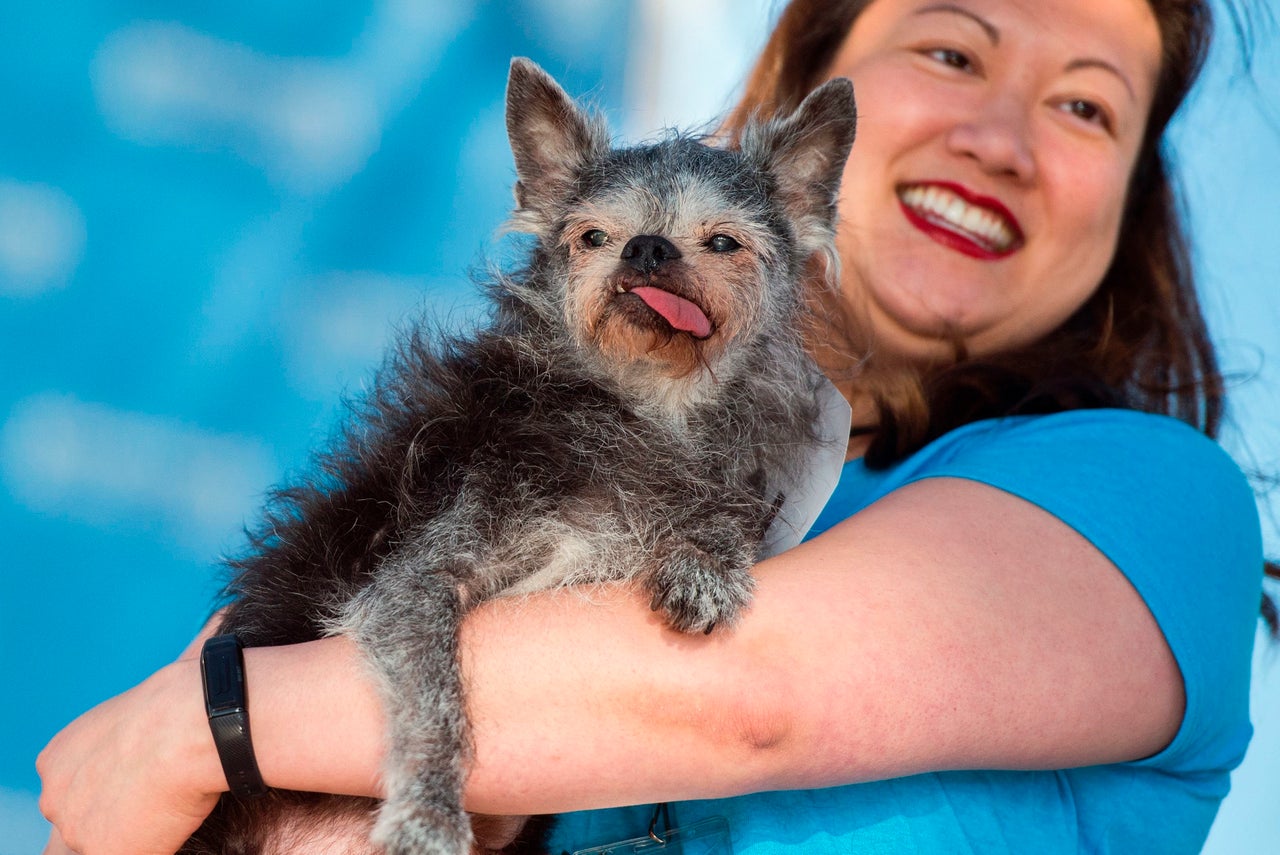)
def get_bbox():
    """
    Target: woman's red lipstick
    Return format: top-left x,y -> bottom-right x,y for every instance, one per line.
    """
897,182 -> 1025,260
